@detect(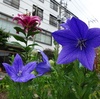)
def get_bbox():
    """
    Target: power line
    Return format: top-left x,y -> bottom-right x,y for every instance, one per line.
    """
78,0 -> 98,22
69,0 -> 99,24
68,1 -> 89,20
67,0 -> 99,26
72,0 -> 93,18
